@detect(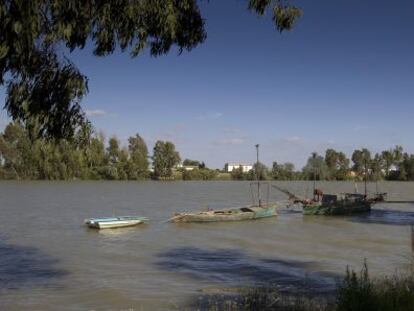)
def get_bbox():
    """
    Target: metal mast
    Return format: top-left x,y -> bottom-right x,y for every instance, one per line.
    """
312,152 -> 317,201
364,157 -> 368,198
255,144 -> 262,207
